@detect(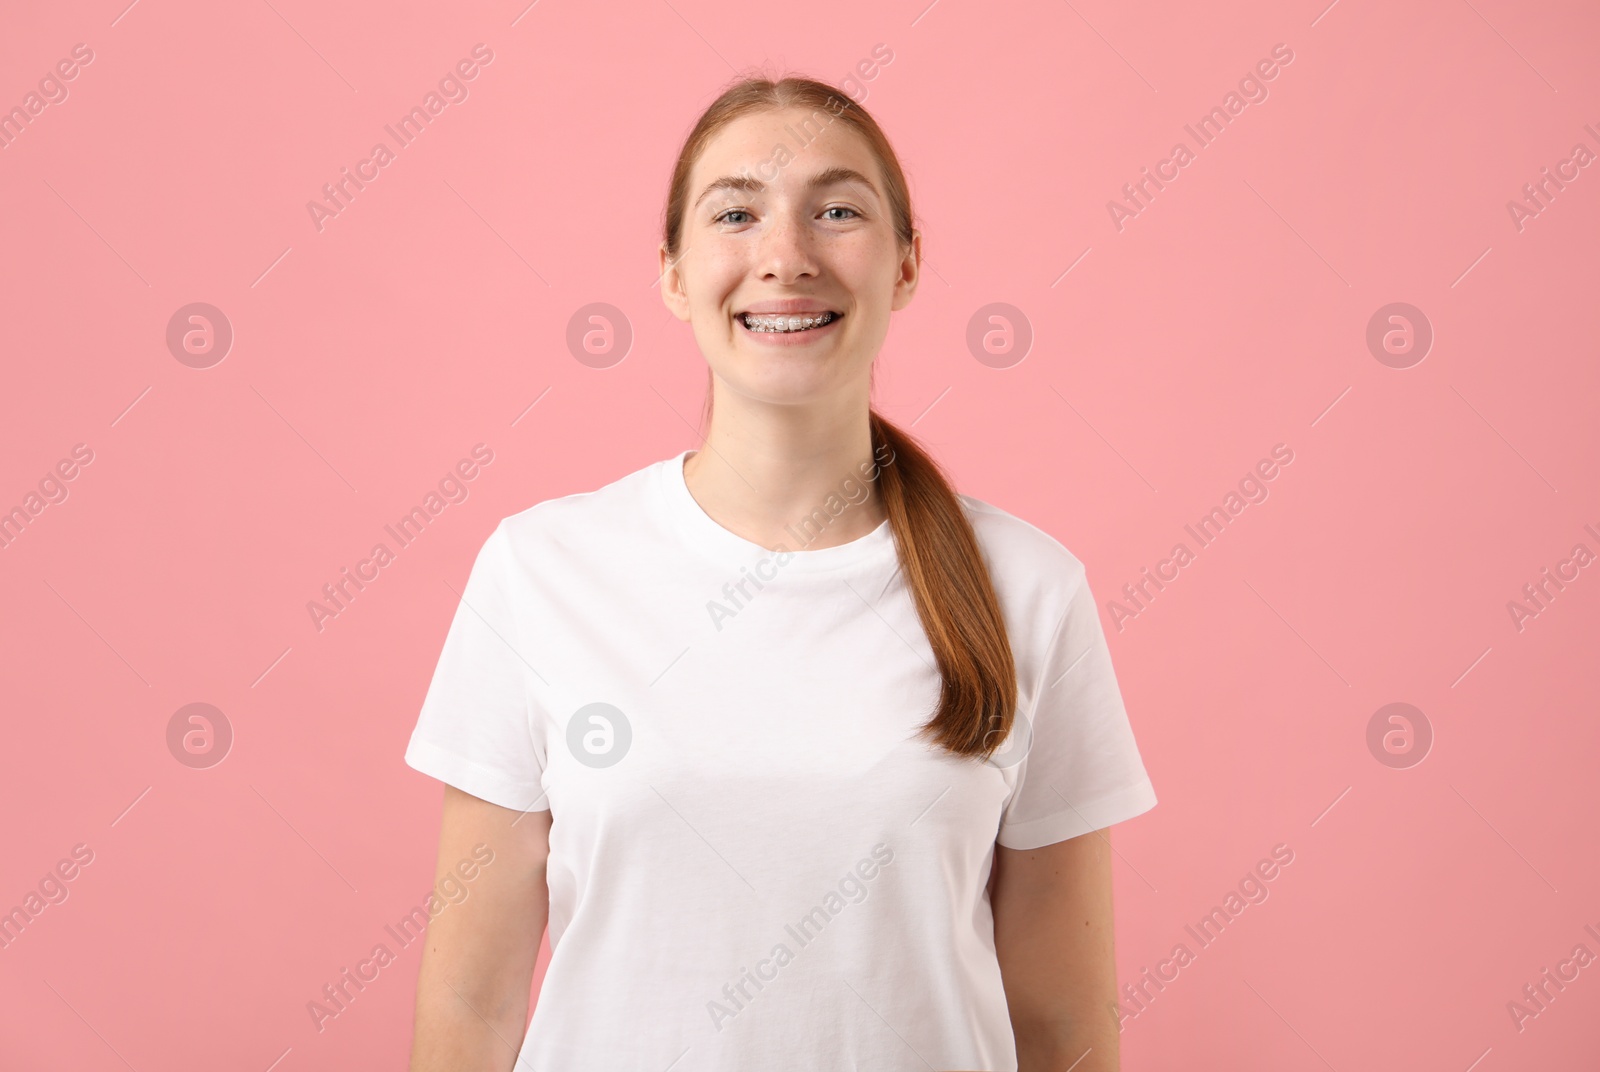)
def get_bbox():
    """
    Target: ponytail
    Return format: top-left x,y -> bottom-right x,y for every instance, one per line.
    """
667,73 -> 1017,759
867,411 -> 1016,759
